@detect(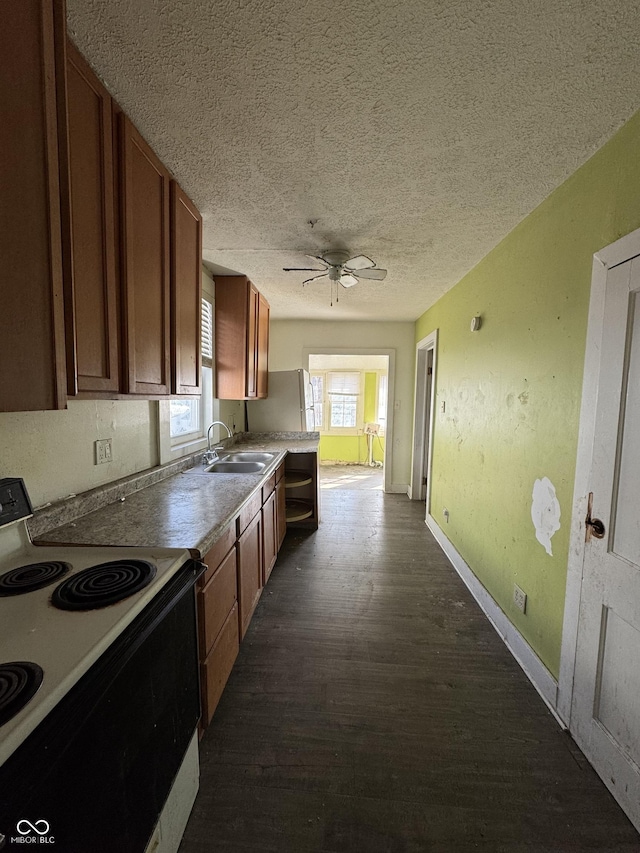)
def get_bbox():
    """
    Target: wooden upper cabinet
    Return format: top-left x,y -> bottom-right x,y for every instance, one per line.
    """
246,281 -> 259,398
120,115 -> 171,395
64,41 -> 120,395
170,183 -> 202,396
214,276 -> 269,400
257,292 -> 270,398
0,0 -> 68,412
